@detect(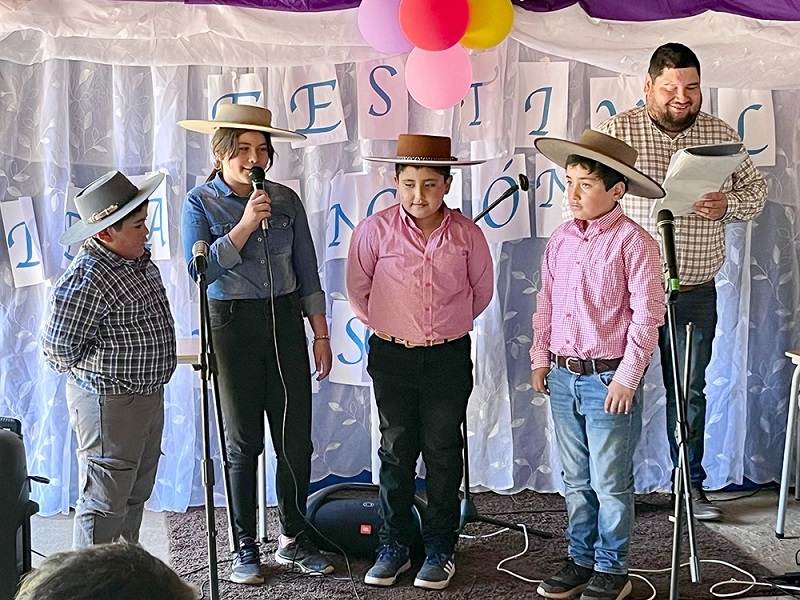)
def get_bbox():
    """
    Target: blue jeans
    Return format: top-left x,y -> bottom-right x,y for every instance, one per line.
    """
659,283 -> 717,487
548,365 -> 643,574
